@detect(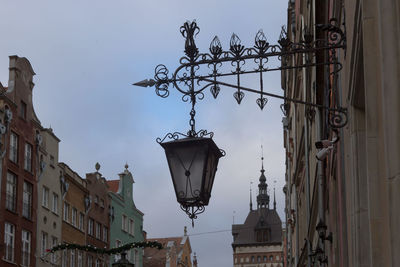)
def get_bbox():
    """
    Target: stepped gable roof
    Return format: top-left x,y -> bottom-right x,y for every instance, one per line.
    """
232,208 -> 282,247
107,180 -> 119,193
